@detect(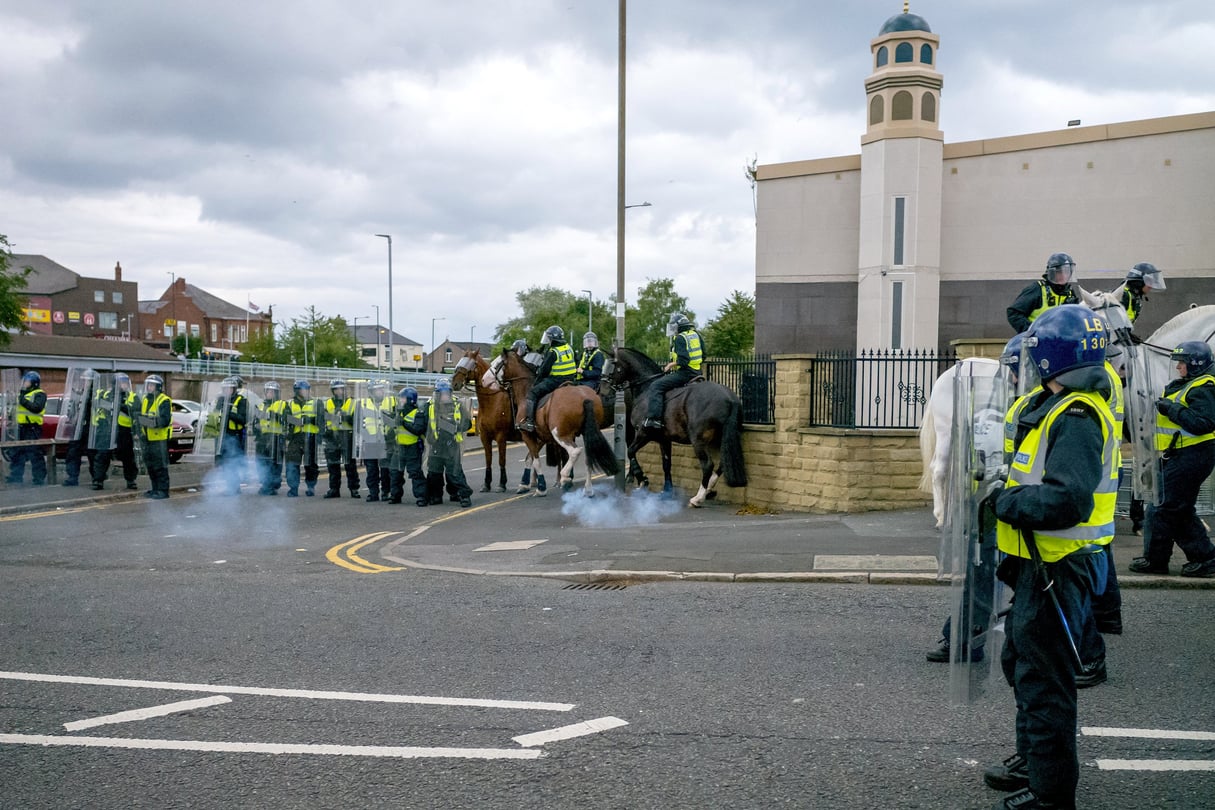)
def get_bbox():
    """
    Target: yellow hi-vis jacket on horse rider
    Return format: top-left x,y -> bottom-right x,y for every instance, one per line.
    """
997,390 -> 1119,562
671,331 -> 703,371
1156,374 -> 1215,450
